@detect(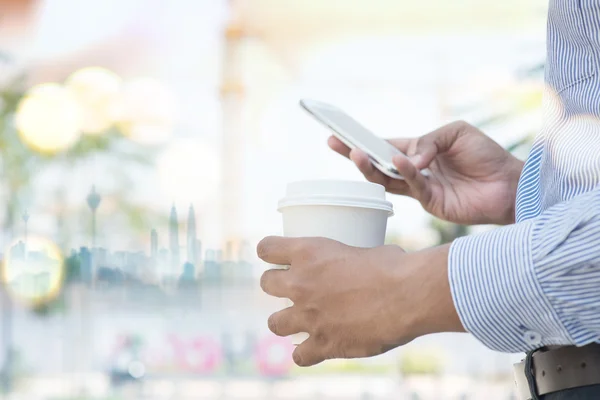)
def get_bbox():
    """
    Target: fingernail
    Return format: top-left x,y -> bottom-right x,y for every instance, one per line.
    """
409,154 -> 422,165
